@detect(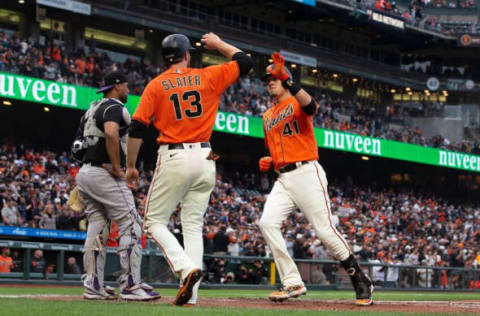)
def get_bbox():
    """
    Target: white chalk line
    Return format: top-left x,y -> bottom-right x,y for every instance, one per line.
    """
0,294 -> 479,309
0,294 -> 78,298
